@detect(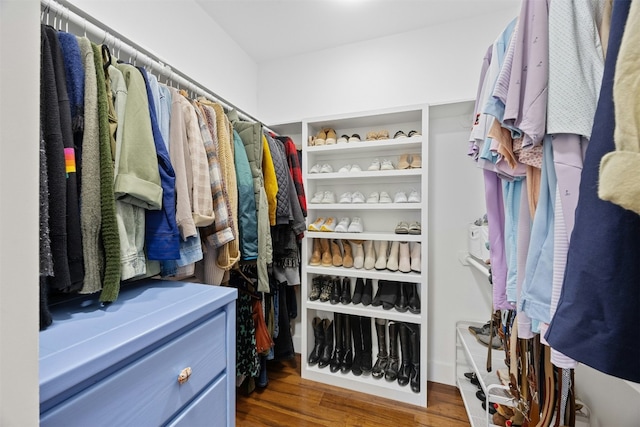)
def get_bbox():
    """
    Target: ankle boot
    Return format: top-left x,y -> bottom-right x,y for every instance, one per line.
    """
375,240 -> 389,270
341,276 -> 351,304
330,276 -> 342,305
408,282 -> 420,314
308,317 -> 324,366
407,323 -> 420,393
371,280 -> 385,307
372,319 -> 388,379
361,279 -> 373,306
363,240 -> 375,270
350,240 -> 364,269
310,239 -> 321,266
342,240 -> 353,268
309,276 -> 322,301
398,242 -> 411,273
350,315 -> 363,376
387,241 -> 400,271
360,316 -> 373,374
410,242 -> 421,272
341,314 -> 353,373
380,281 -> 398,310
397,323 -> 411,386
395,282 -> 409,312
318,276 -> 332,302
330,314 -> 344,373
318,318 -> 333,368
331,239 -> 343,267
385,322 -> 400,381
352,277 -> 365,305
320,239 -> 332,267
